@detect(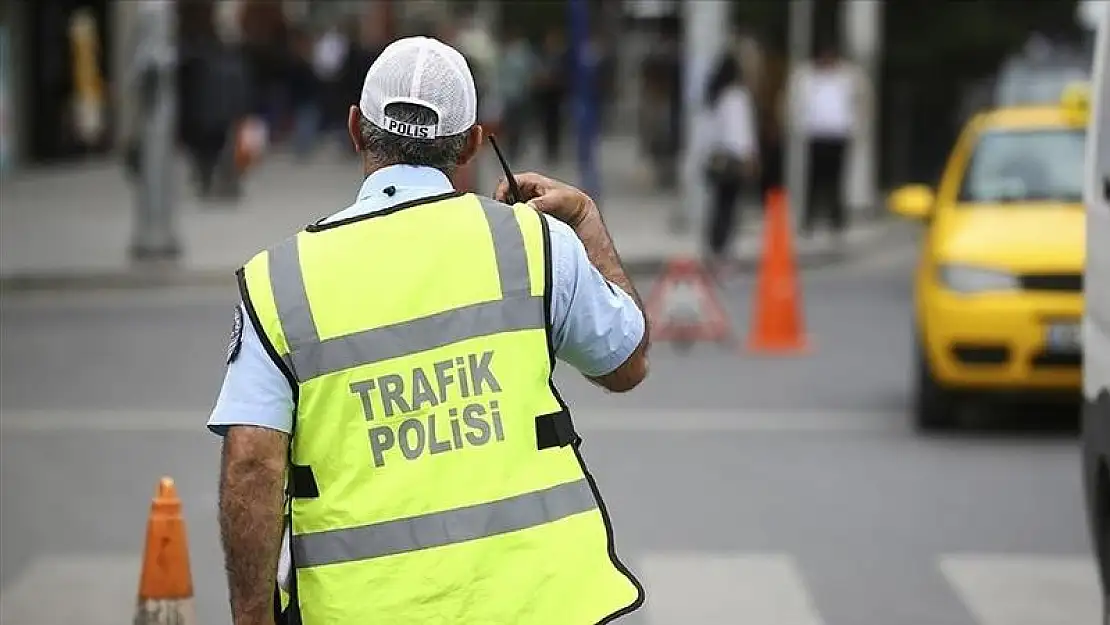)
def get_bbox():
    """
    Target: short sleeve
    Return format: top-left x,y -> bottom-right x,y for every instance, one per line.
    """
545,216 -> 646,377
207,303 -> 295,436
